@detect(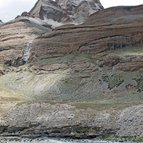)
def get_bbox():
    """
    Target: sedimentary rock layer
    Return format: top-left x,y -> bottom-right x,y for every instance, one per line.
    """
32,5 -> 143,58
0,18 -> 50,66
